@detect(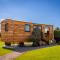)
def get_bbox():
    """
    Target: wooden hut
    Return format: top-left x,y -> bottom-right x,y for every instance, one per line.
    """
1,18 -> 54,46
